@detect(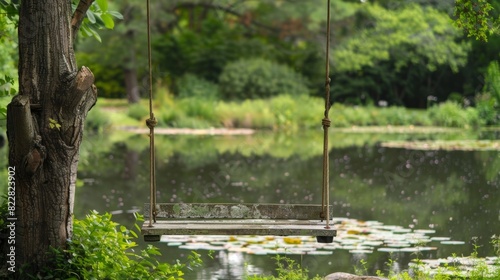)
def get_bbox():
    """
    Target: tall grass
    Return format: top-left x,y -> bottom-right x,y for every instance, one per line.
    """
96,92 -> 485,131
